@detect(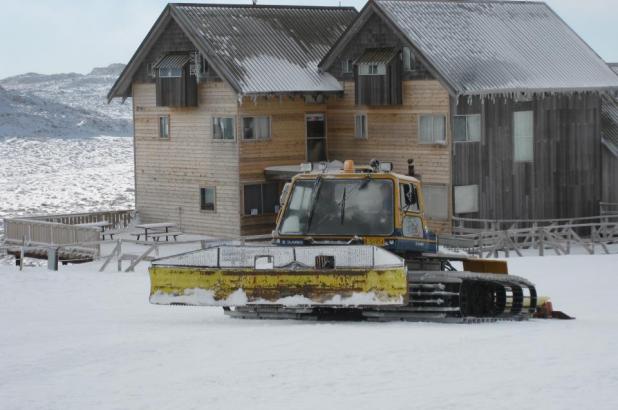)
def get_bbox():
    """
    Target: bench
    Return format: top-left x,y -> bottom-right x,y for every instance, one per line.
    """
149,231 -> 183,242
102,230 -> 122,240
